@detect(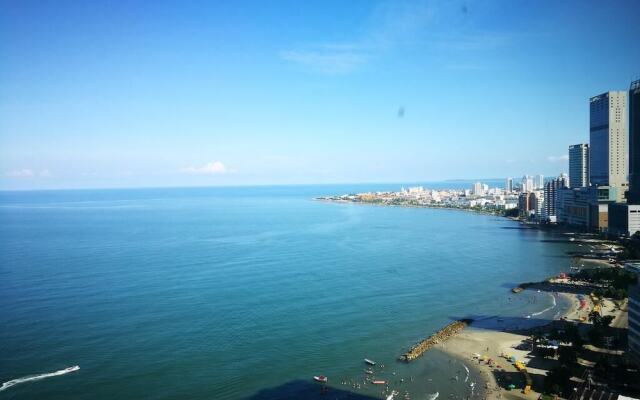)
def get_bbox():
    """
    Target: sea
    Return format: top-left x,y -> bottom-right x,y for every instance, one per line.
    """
0,183 -> 578,400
